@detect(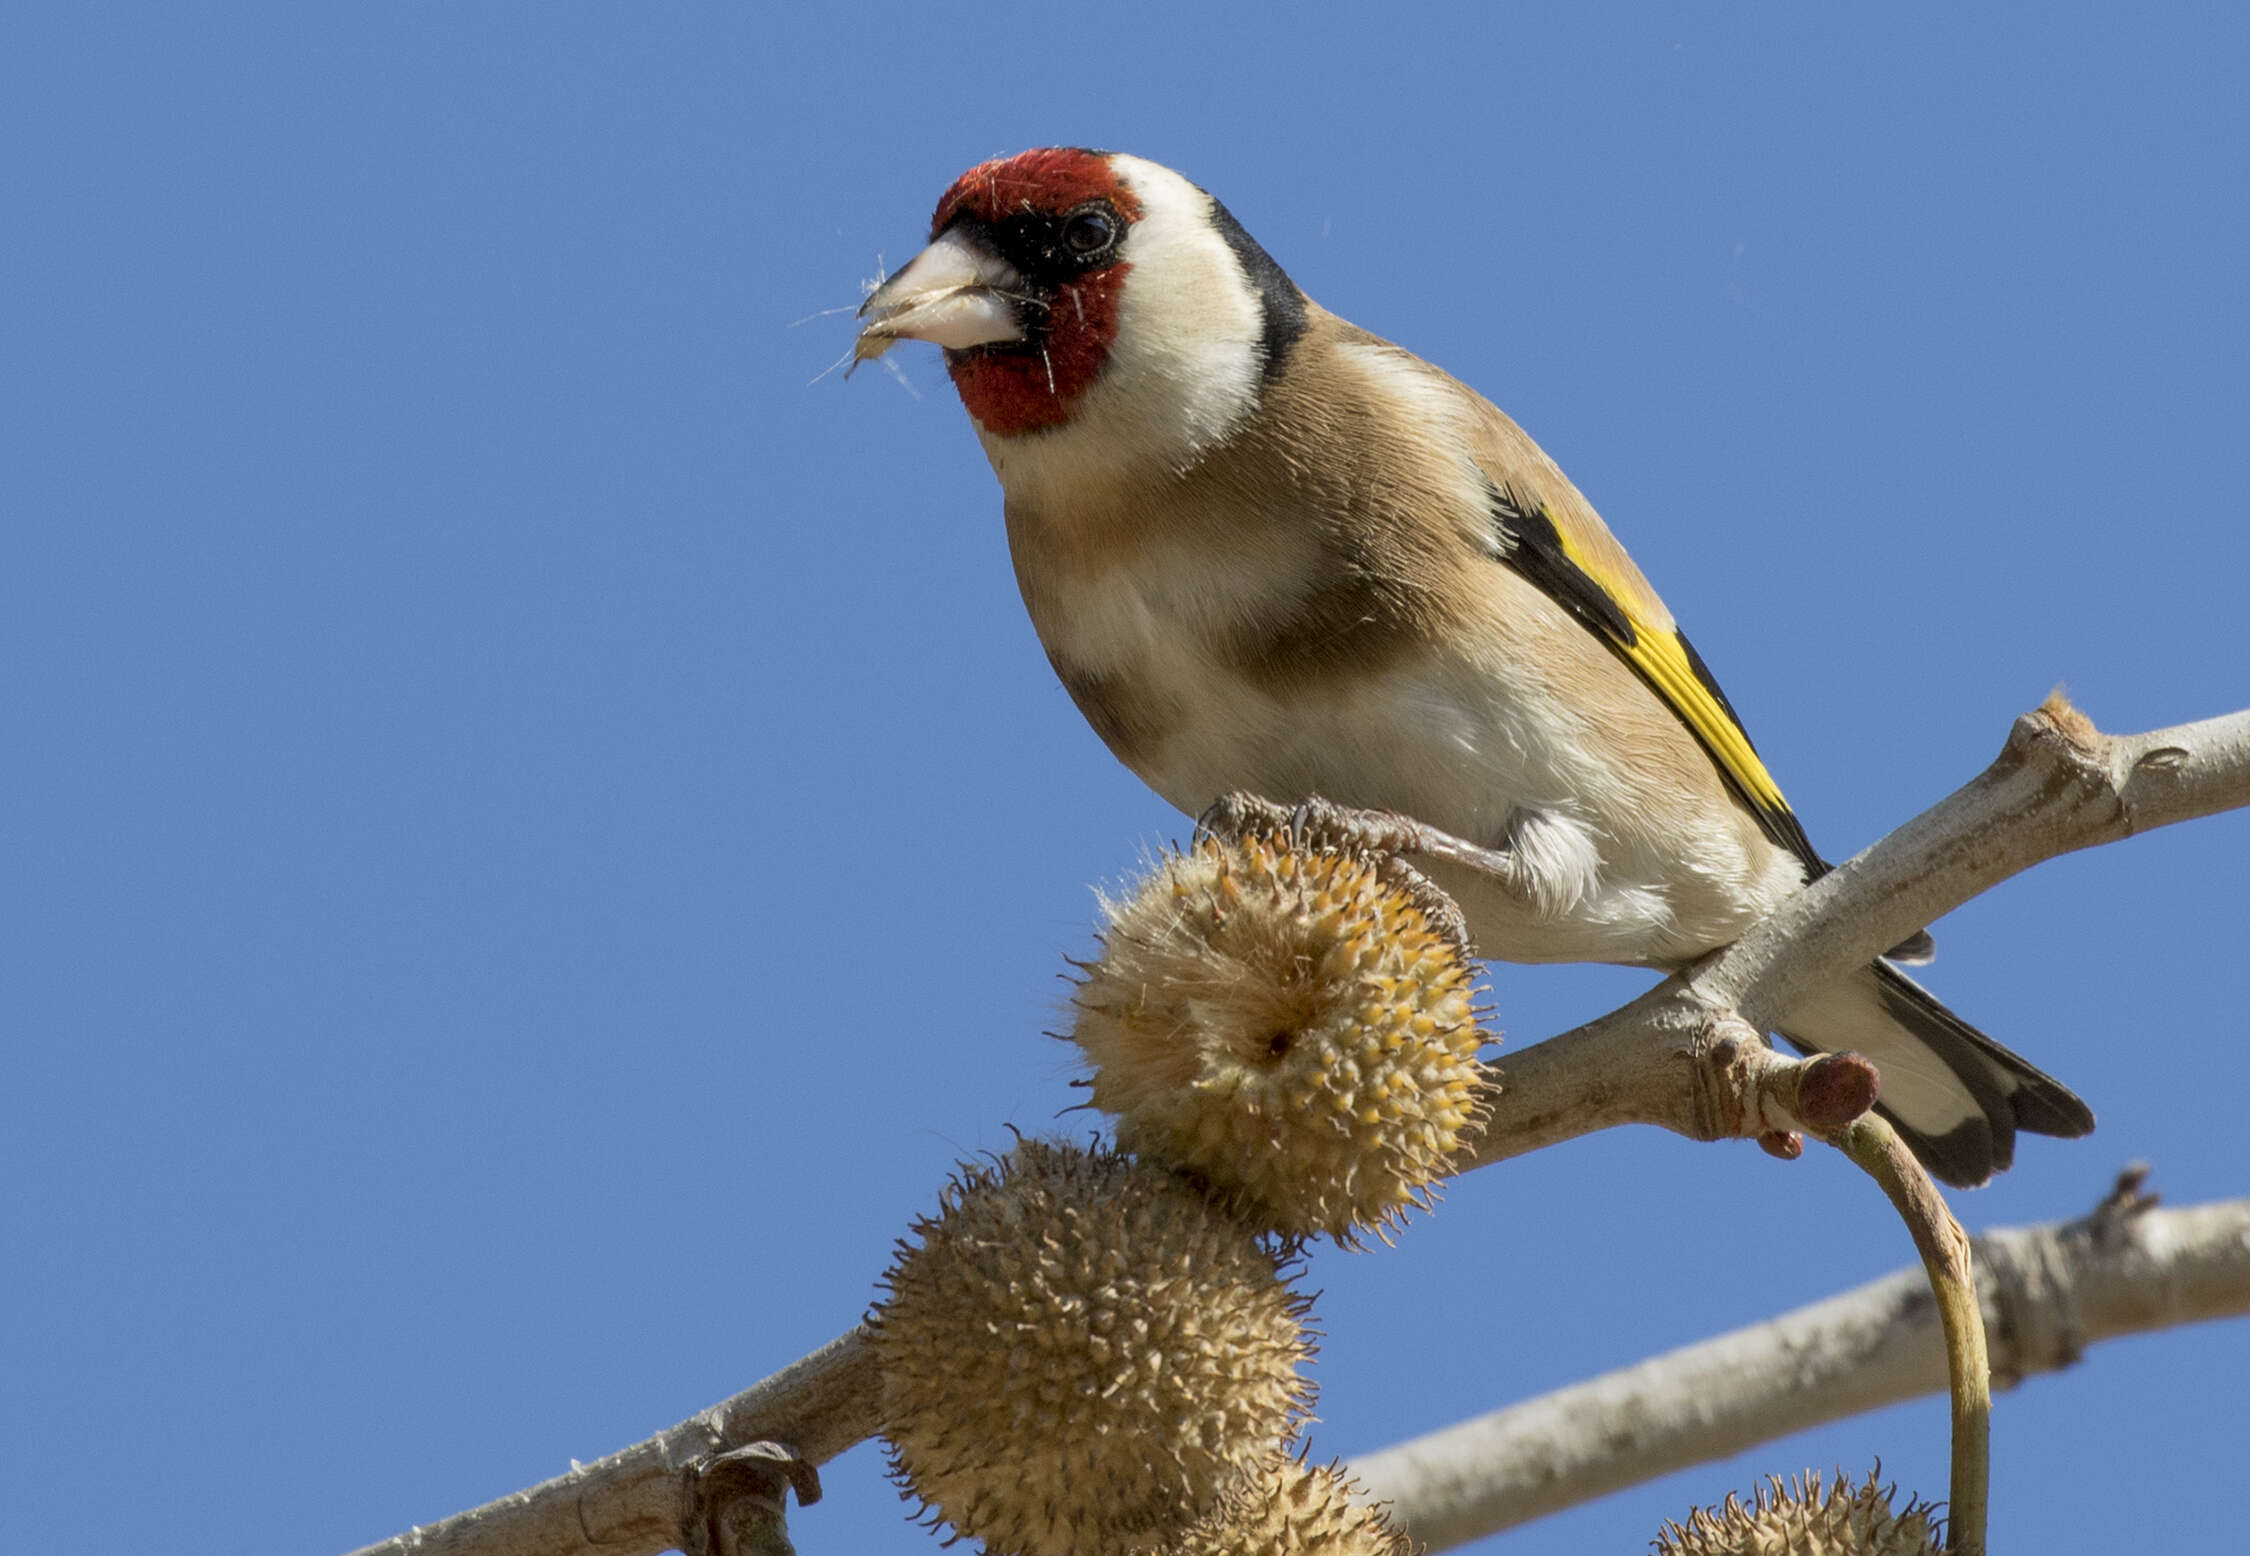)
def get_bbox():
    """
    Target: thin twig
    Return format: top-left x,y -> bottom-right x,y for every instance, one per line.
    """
1351,1182 -> 2247,1550
1829,1115 -> 1988,1556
